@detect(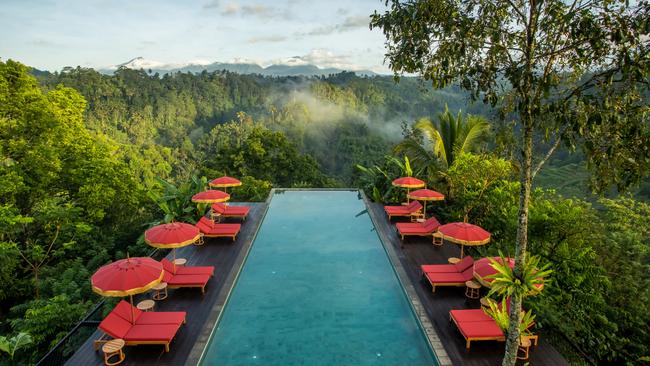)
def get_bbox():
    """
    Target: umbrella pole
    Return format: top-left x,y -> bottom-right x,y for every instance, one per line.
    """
423,201 -> 427,219
460,245 -> 465,259
173,249 -> 177,274
130,294 -> 135,324
406,188 -> 410,204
